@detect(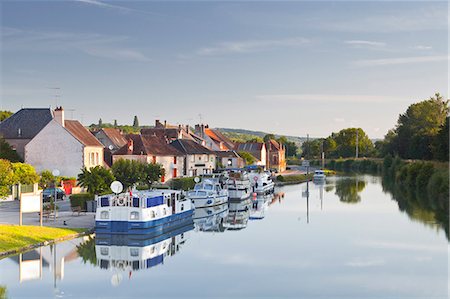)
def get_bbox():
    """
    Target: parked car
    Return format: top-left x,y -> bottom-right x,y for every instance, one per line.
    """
43,188 -> 66,202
